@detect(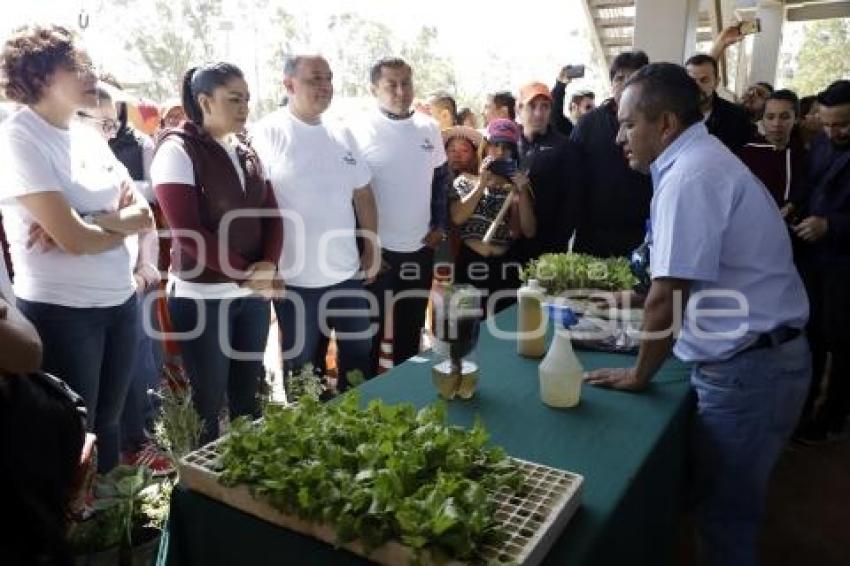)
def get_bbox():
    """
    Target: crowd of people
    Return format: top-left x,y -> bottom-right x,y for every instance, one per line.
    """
0,21 -> 848,566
